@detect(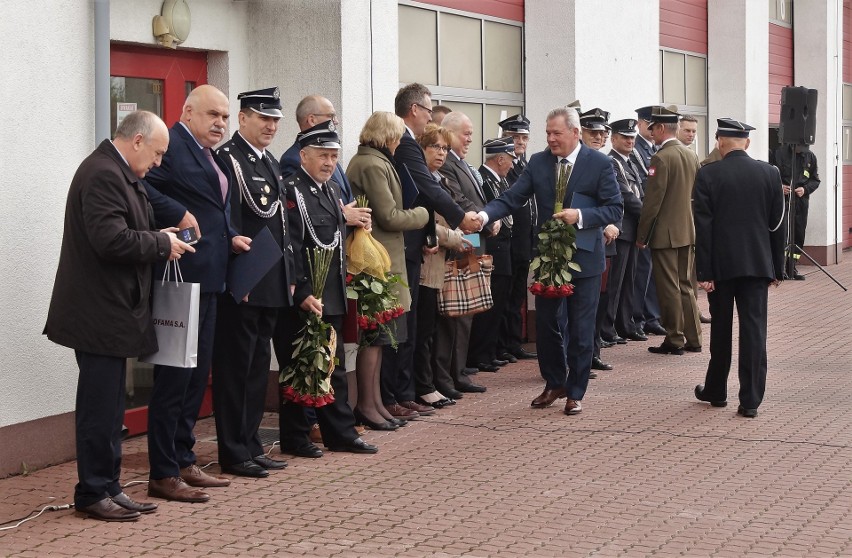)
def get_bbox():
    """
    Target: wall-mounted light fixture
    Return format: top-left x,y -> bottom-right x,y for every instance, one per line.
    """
152,0 -> 191,49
